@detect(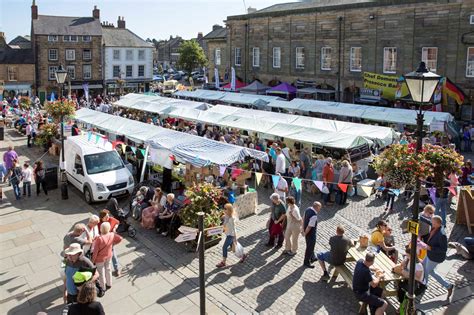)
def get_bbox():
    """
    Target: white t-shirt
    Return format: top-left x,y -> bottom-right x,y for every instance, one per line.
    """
22,168 -> 32,182
275,153 -> 286,174
224,216 -> 236,237
308,212 -> 318,228
81,224 -> 99,254
275,177 -> 288,199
